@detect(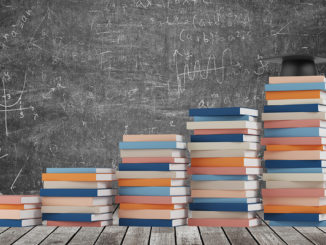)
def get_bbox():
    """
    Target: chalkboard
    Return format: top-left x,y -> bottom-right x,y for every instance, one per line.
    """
1,0 -> 326,194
